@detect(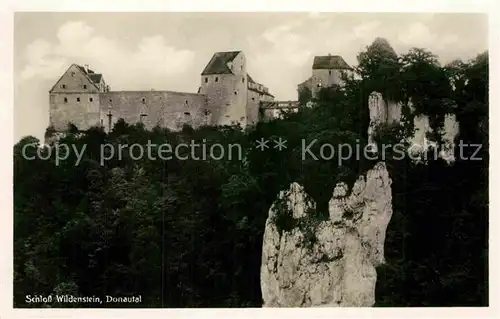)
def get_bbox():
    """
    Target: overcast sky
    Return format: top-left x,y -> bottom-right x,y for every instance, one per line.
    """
14,12 -> 487,142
